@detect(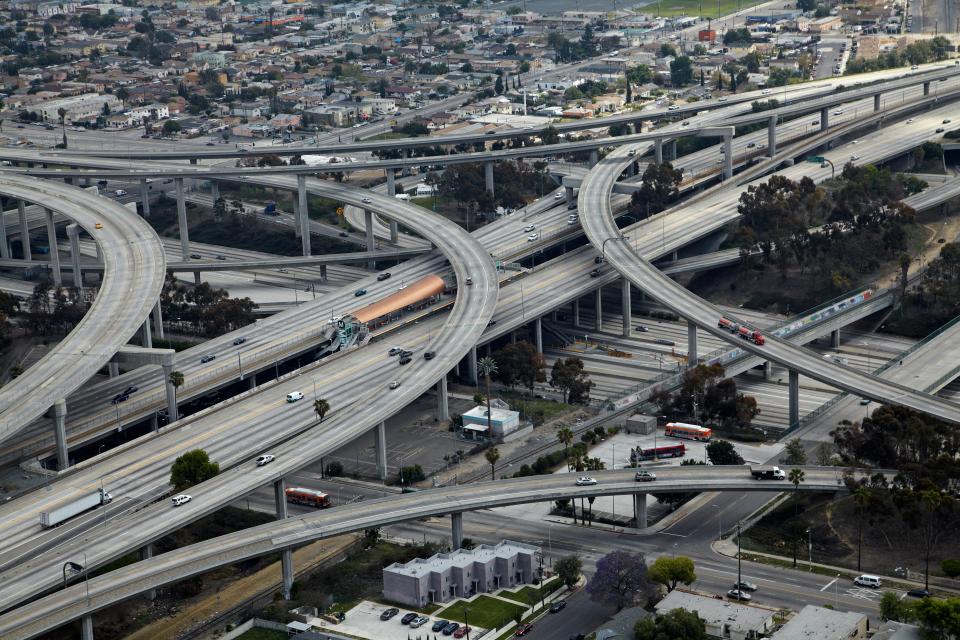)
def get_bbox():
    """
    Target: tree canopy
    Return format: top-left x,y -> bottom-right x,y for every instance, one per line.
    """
170,449 -> 219,492
585,550 -> 656,611
635,608 -> 707,640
